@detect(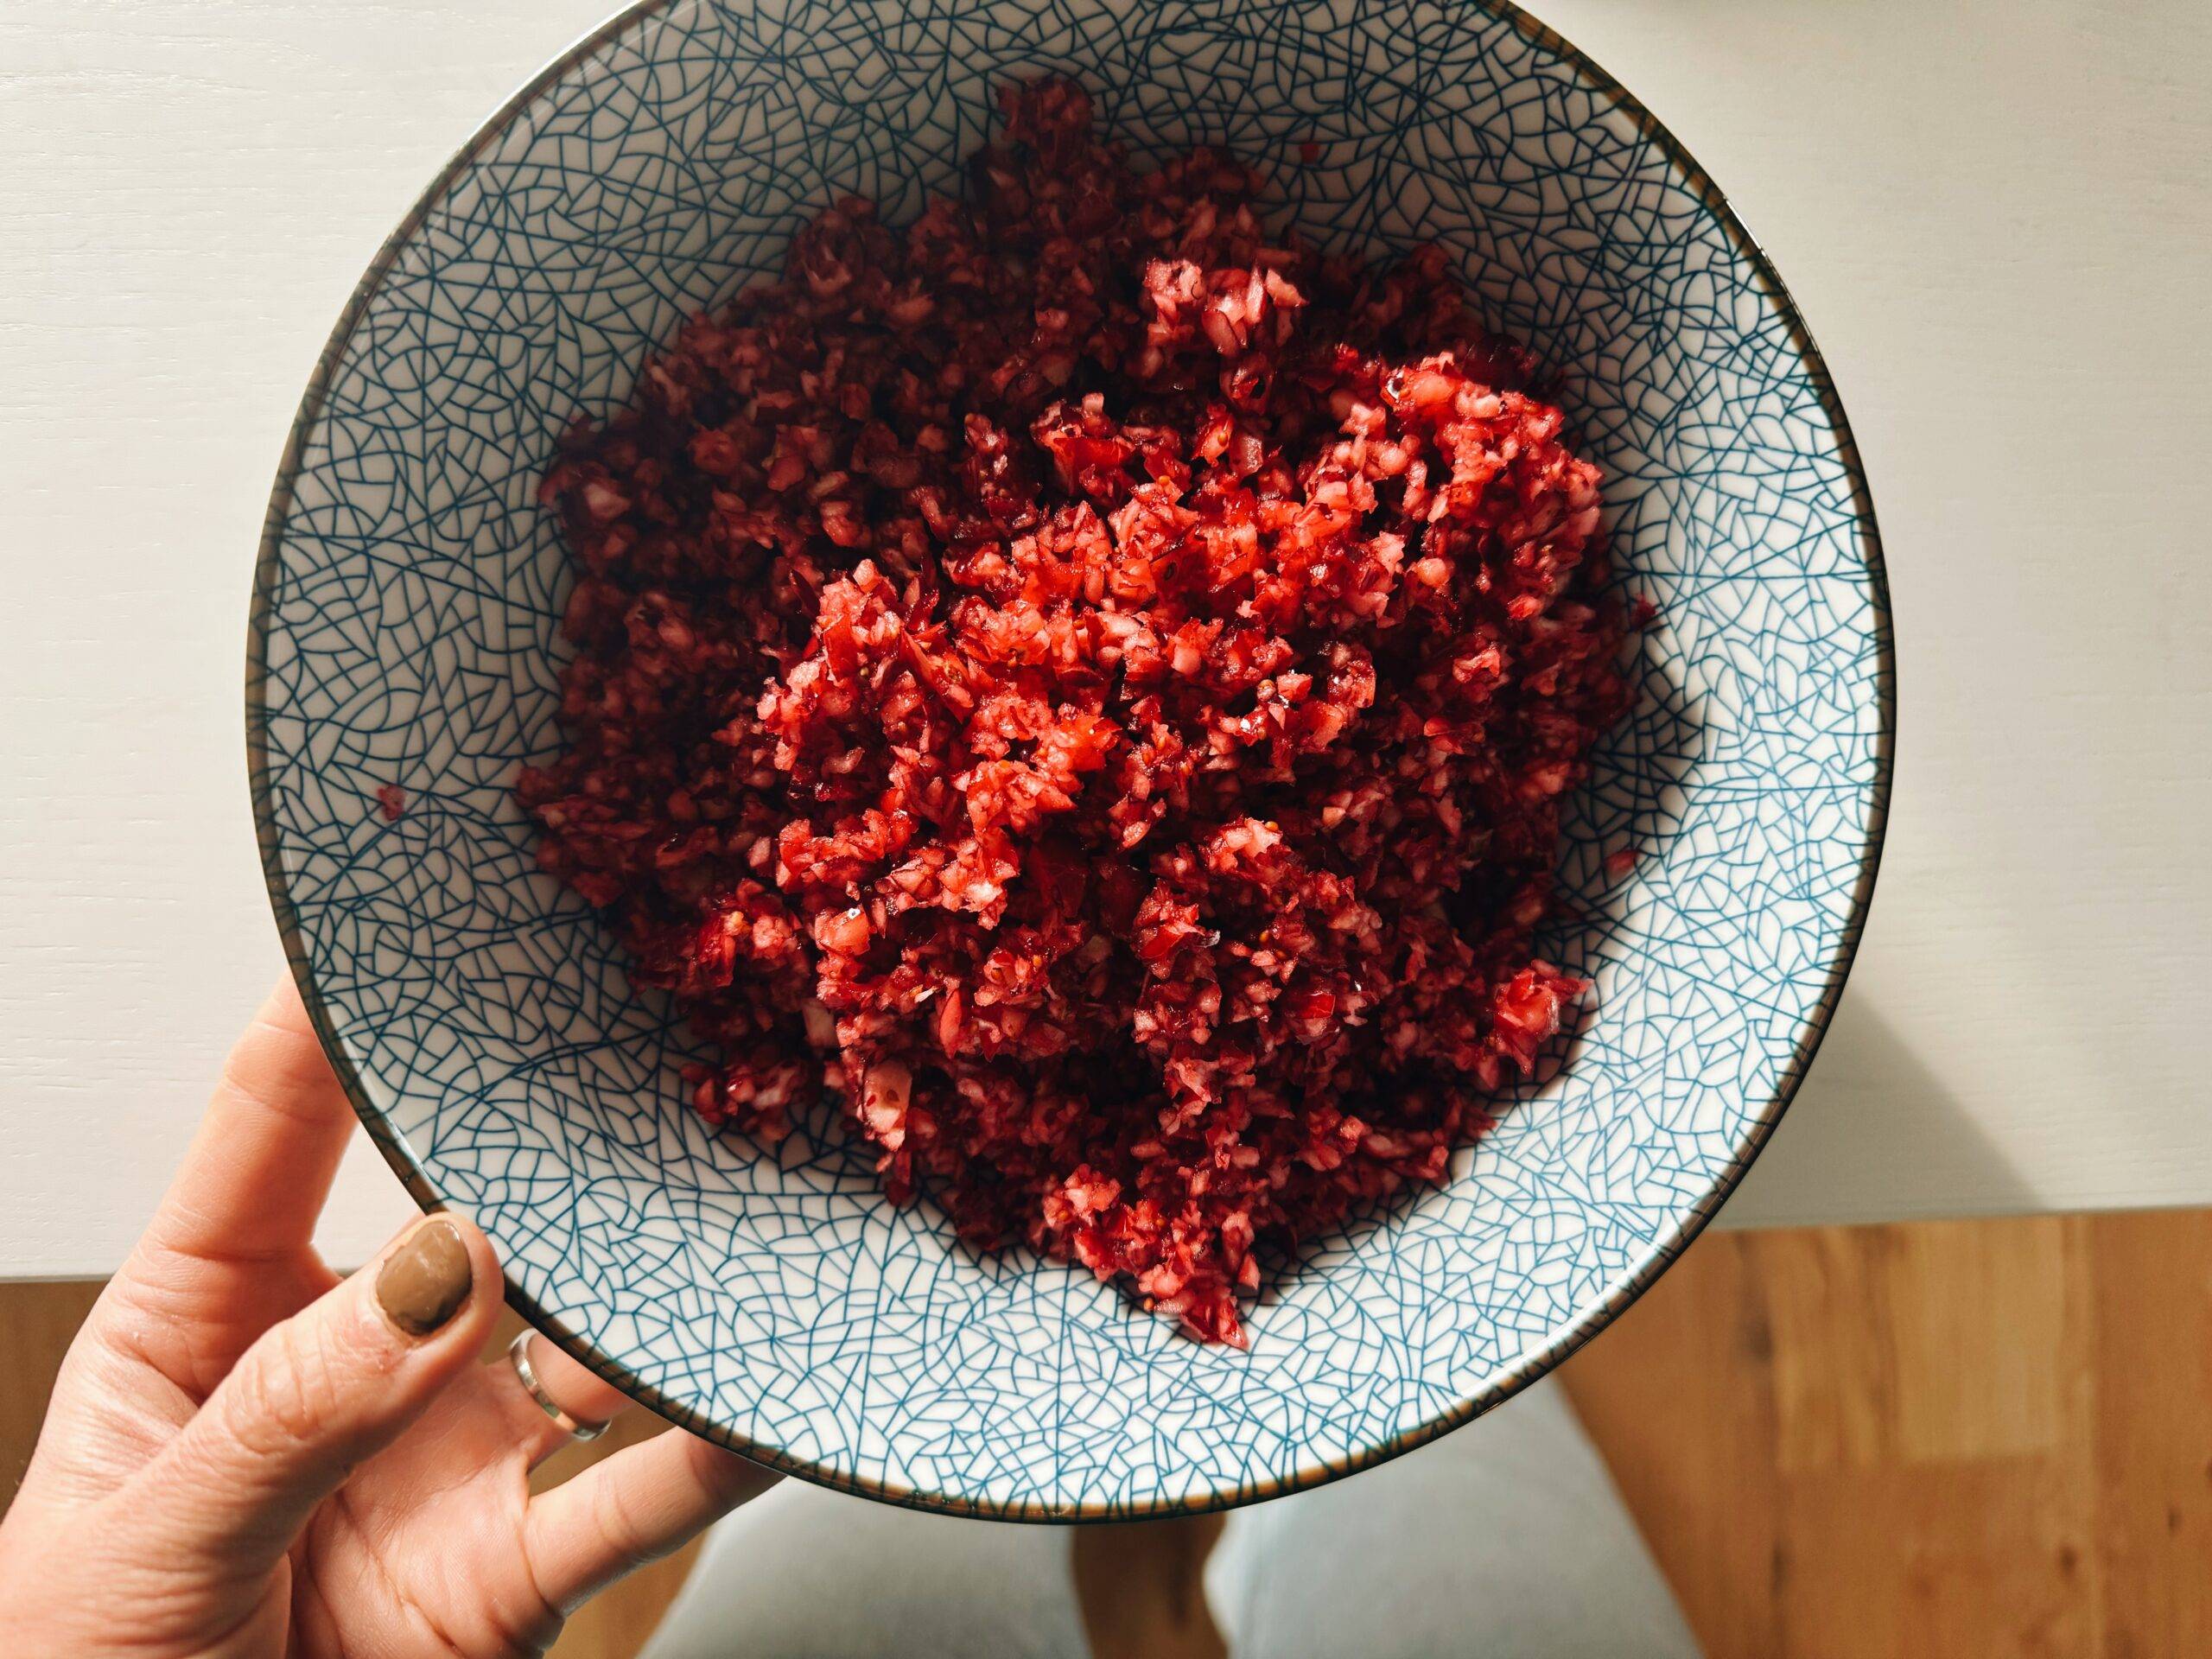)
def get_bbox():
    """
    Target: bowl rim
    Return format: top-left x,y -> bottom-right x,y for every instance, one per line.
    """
247,0 -> 1895,1522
